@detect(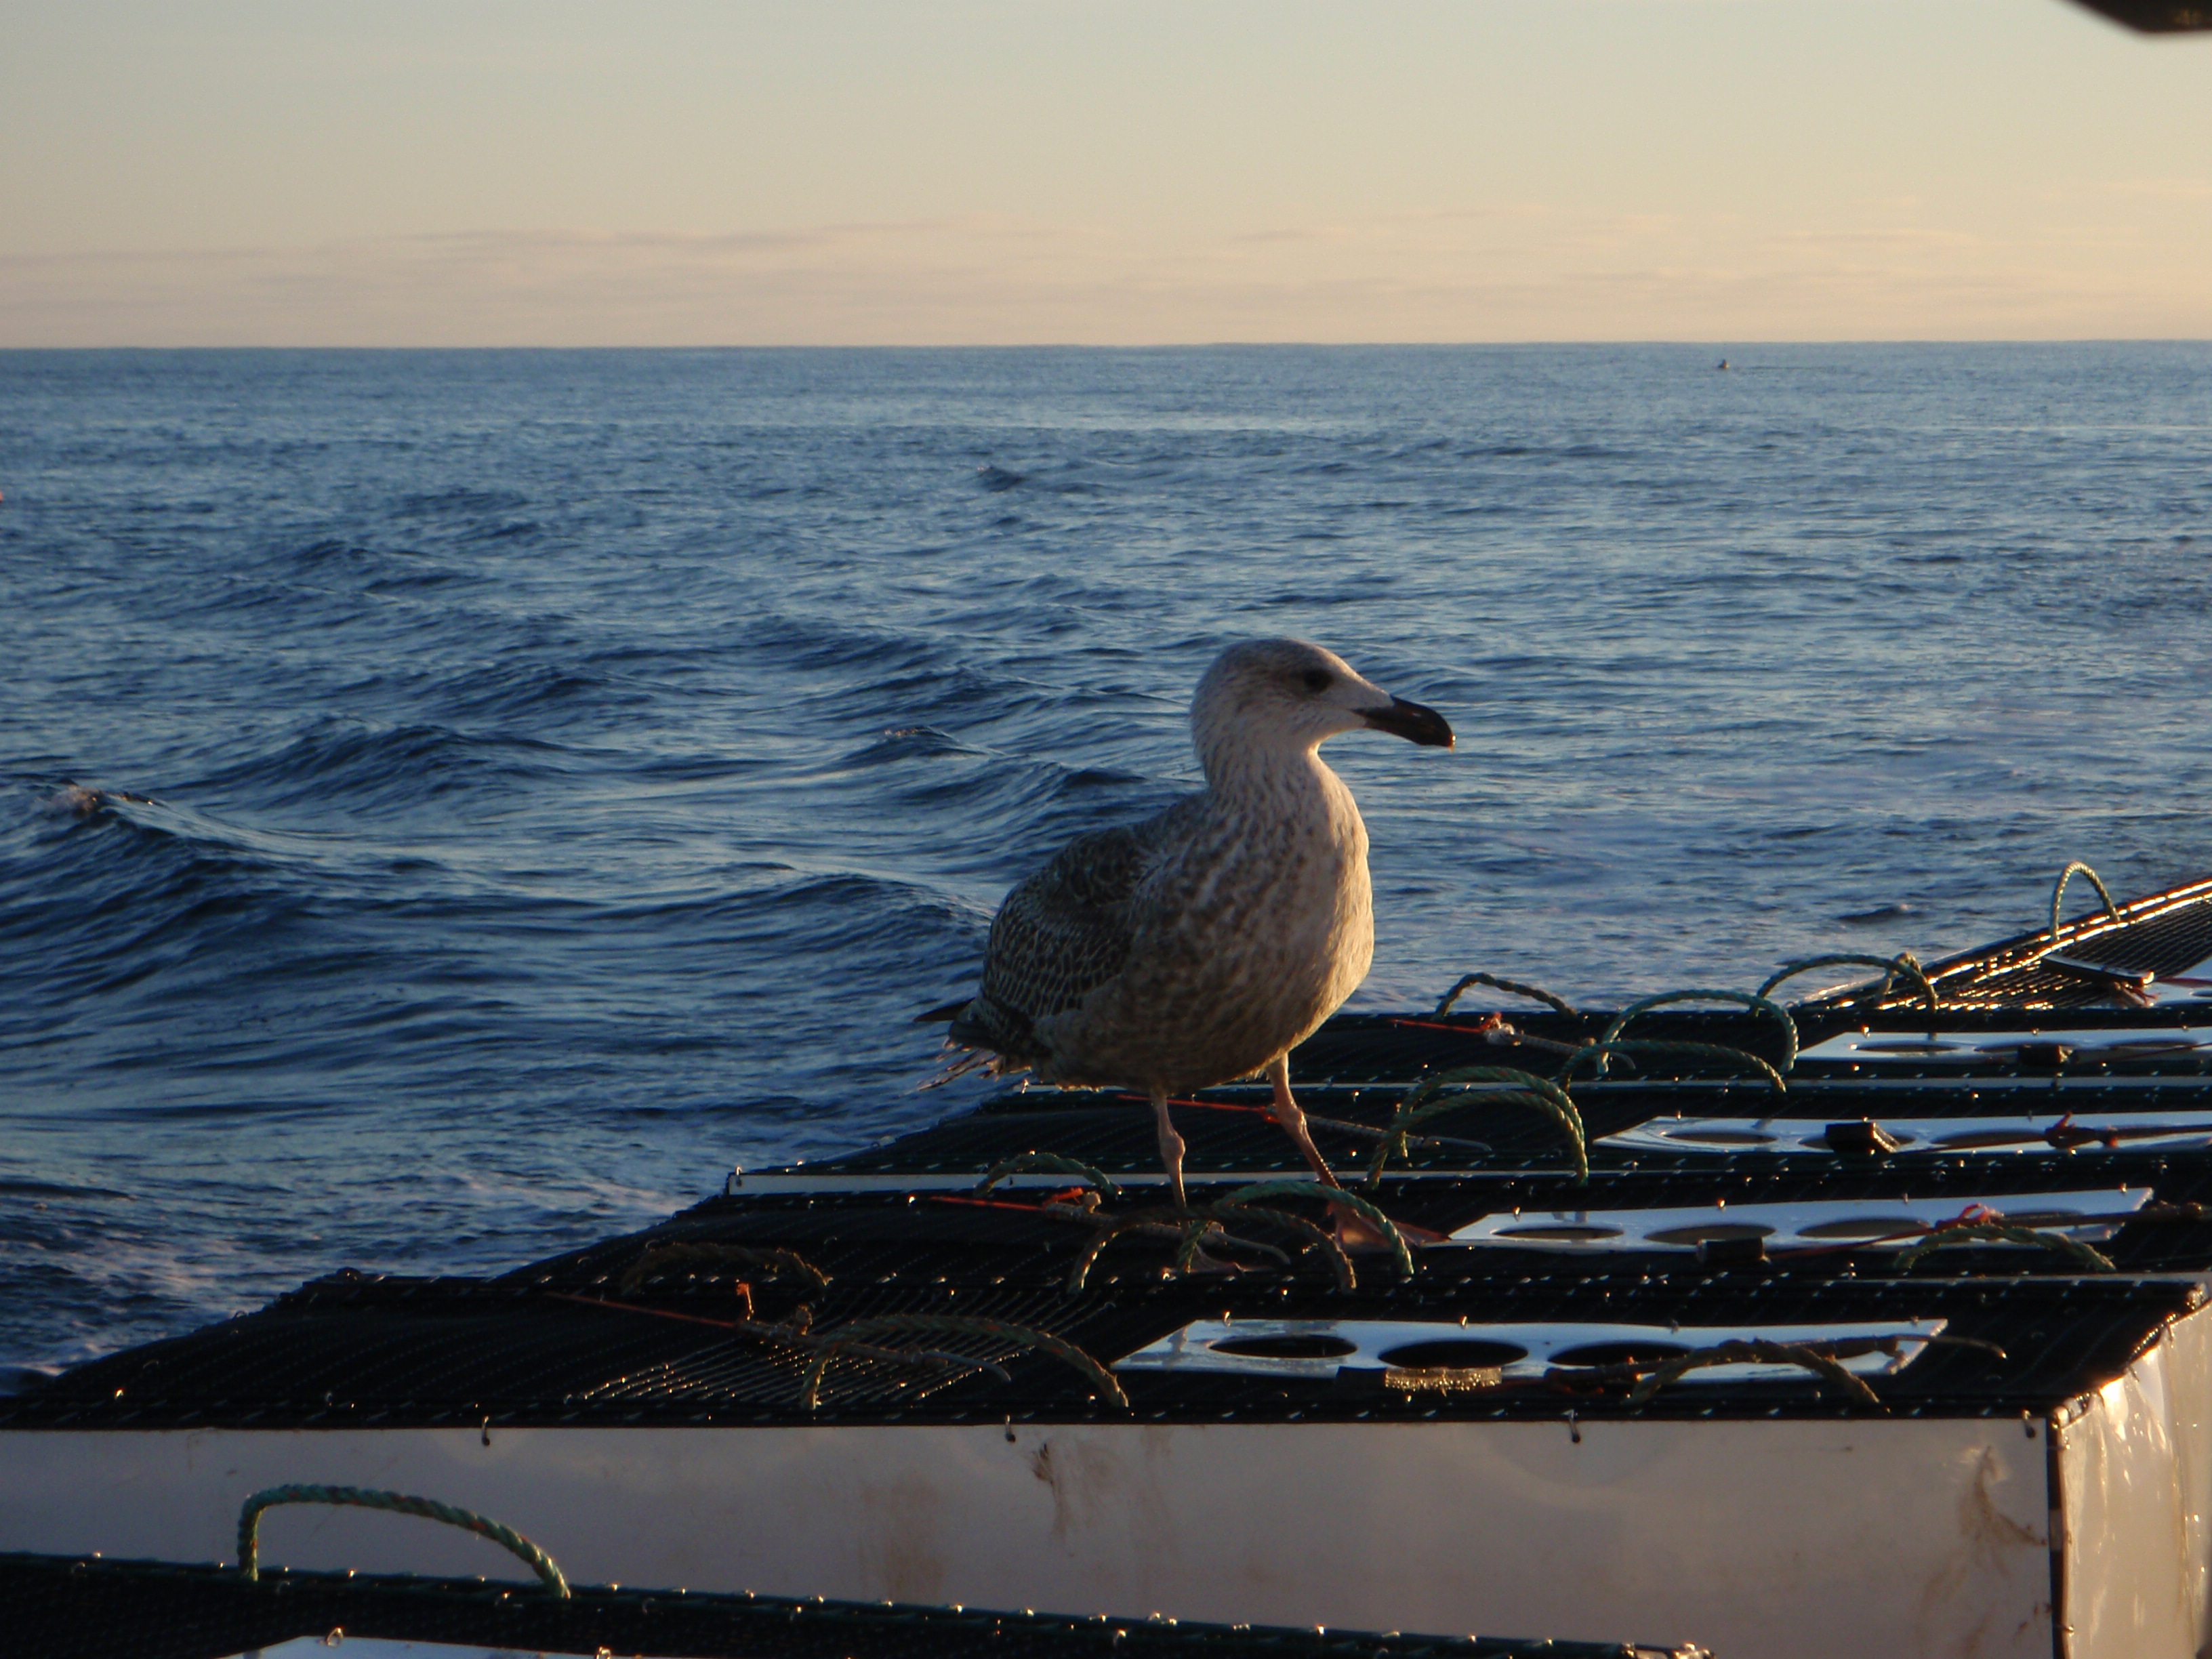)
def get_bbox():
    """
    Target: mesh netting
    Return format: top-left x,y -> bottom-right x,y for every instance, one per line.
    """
0,1554 -> 1692,1659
